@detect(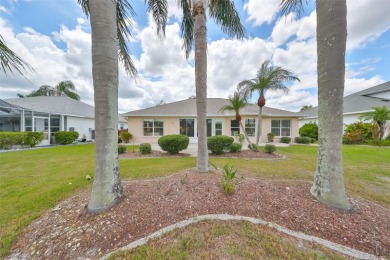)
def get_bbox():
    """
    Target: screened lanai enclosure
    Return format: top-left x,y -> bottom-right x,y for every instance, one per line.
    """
0,99 -> 63,146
